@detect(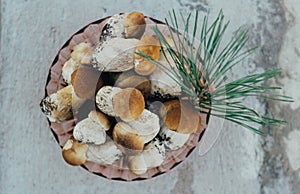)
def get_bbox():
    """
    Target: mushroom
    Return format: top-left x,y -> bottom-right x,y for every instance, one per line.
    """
71,42 -> 93,65
92,37 -> 139,72
160,100 -> 201,134
86,140 -> 122,165
73,118 -> 106,145
40,85 -> 85,122
96,86 -> 145,121
115,70 -> 151,97
113,122 -> 144,155
128,154 -> 147,175
100,12 -> 146,42
134,35 -> 161,76
142,138 -> 166,168
71,66 -> 103,99
127,109 -> 160,143
62,58 -> 81,84
159,126 -> 190,150
88,110 -> 110,131
62,138 -> 88,166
